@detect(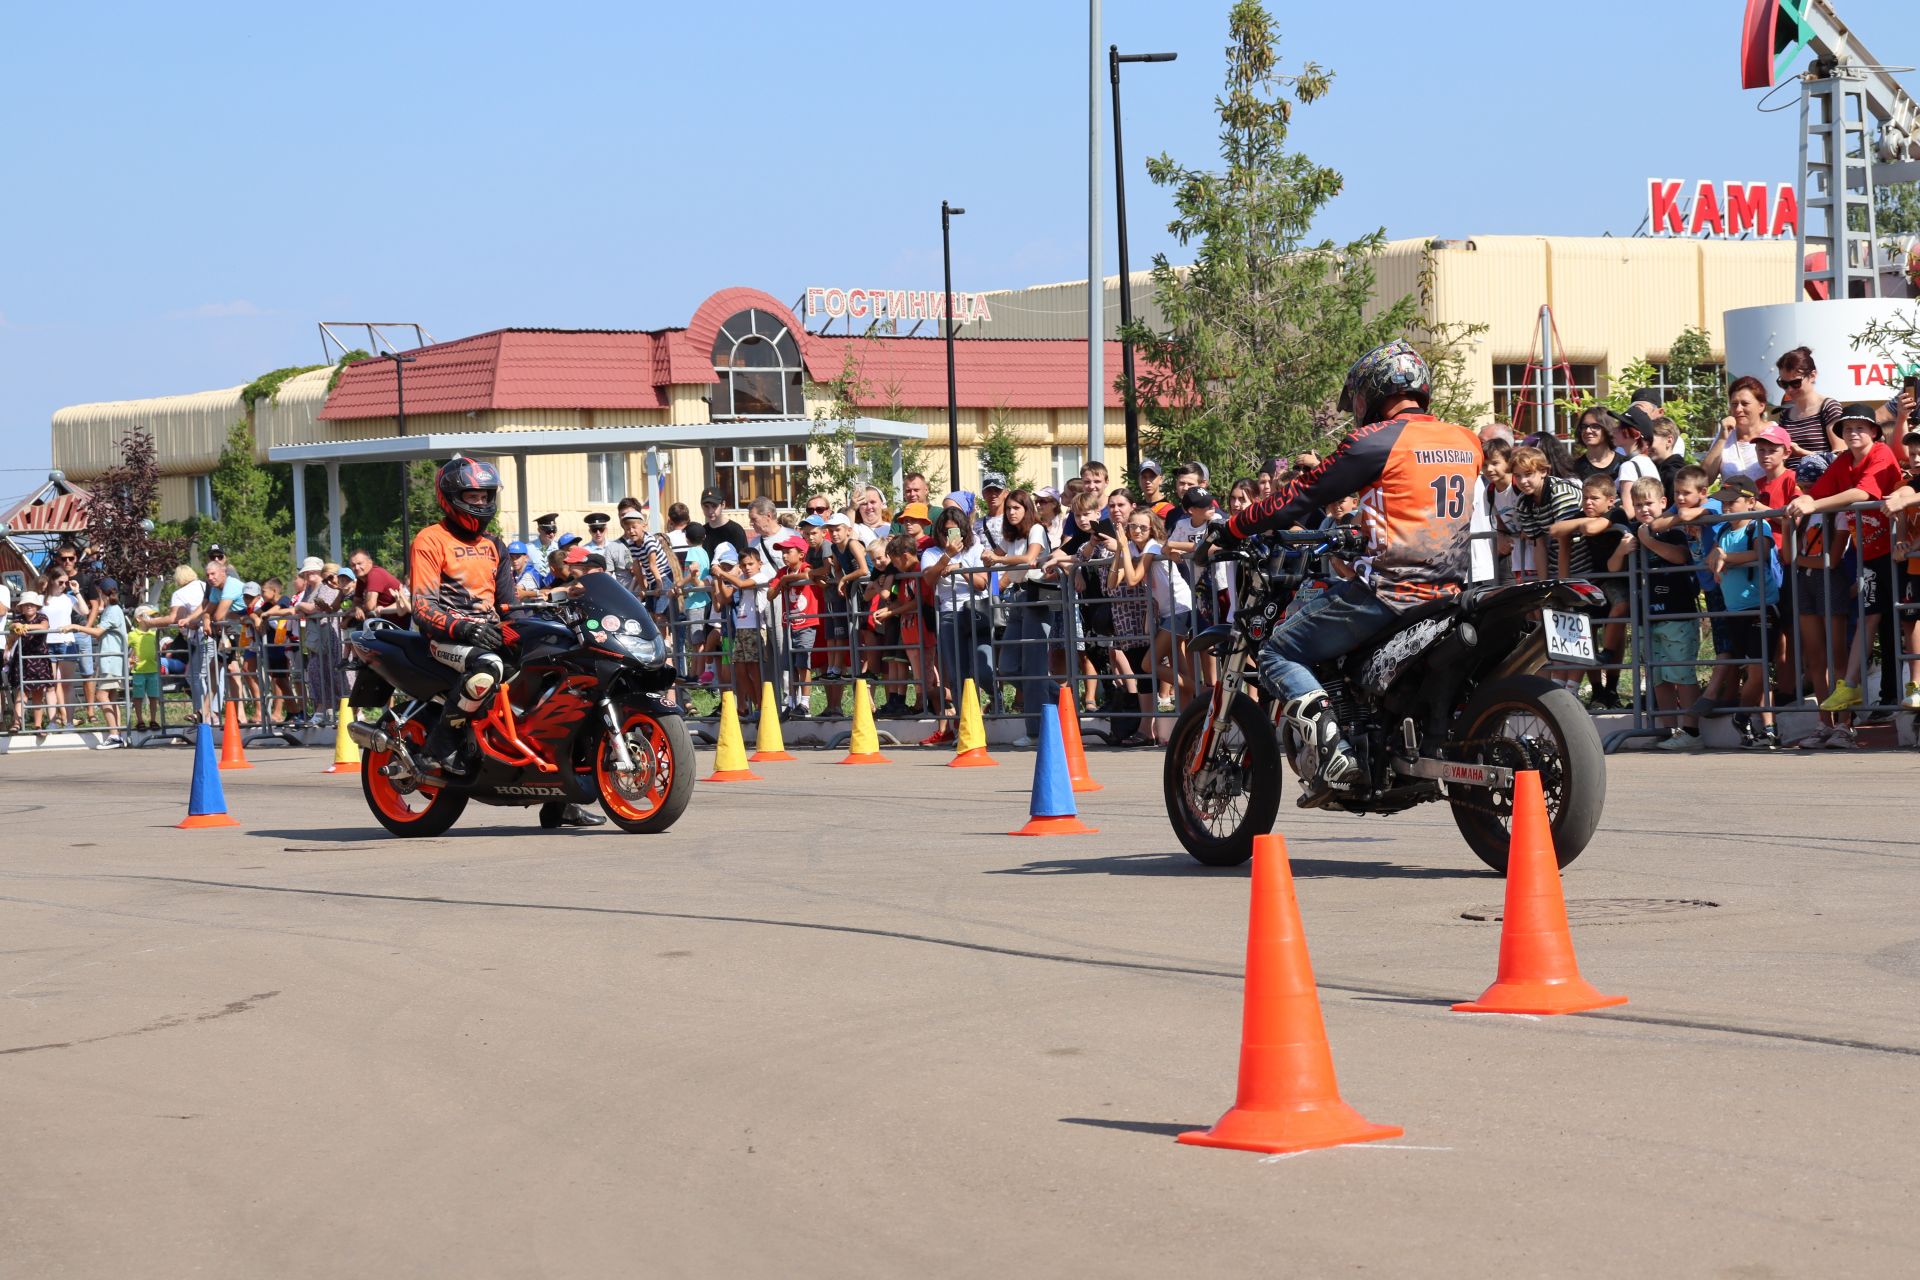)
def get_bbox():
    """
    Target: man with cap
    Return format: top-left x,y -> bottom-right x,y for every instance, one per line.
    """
582,512 -> 632,579
1611,404 -> 1662,506
532,514 -> 562,564
1788,402 -> 1906,717
700,488 -> 749,564
978,472 -> 1008,547
1138,458 -> 1167,513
